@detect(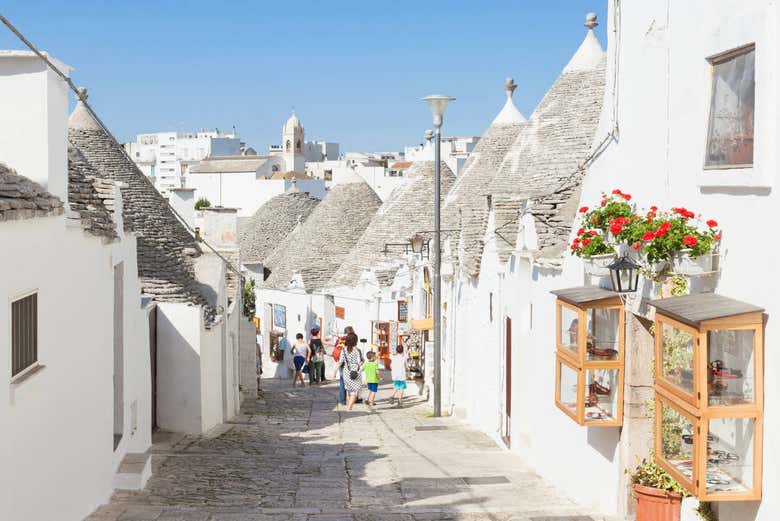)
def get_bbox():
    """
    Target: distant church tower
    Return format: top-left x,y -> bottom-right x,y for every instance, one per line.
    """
282,111 -> 305,173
